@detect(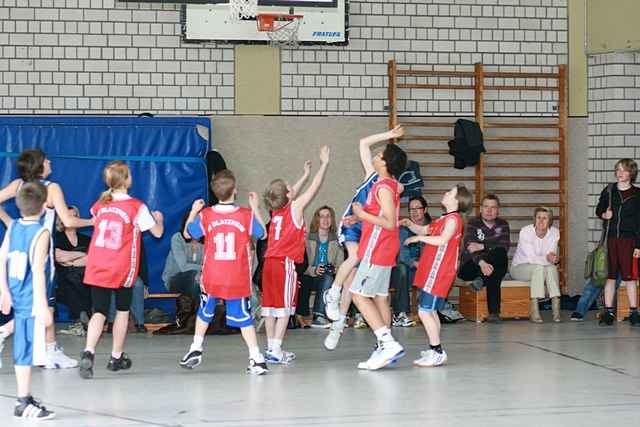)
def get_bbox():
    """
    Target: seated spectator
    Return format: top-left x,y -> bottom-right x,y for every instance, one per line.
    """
296,206 -> 344,328
161,212 -> 205,302
458,194 -> 510,323
510,207 -> 561,323
54,206 -> 92,336
393,196 -> 431,327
